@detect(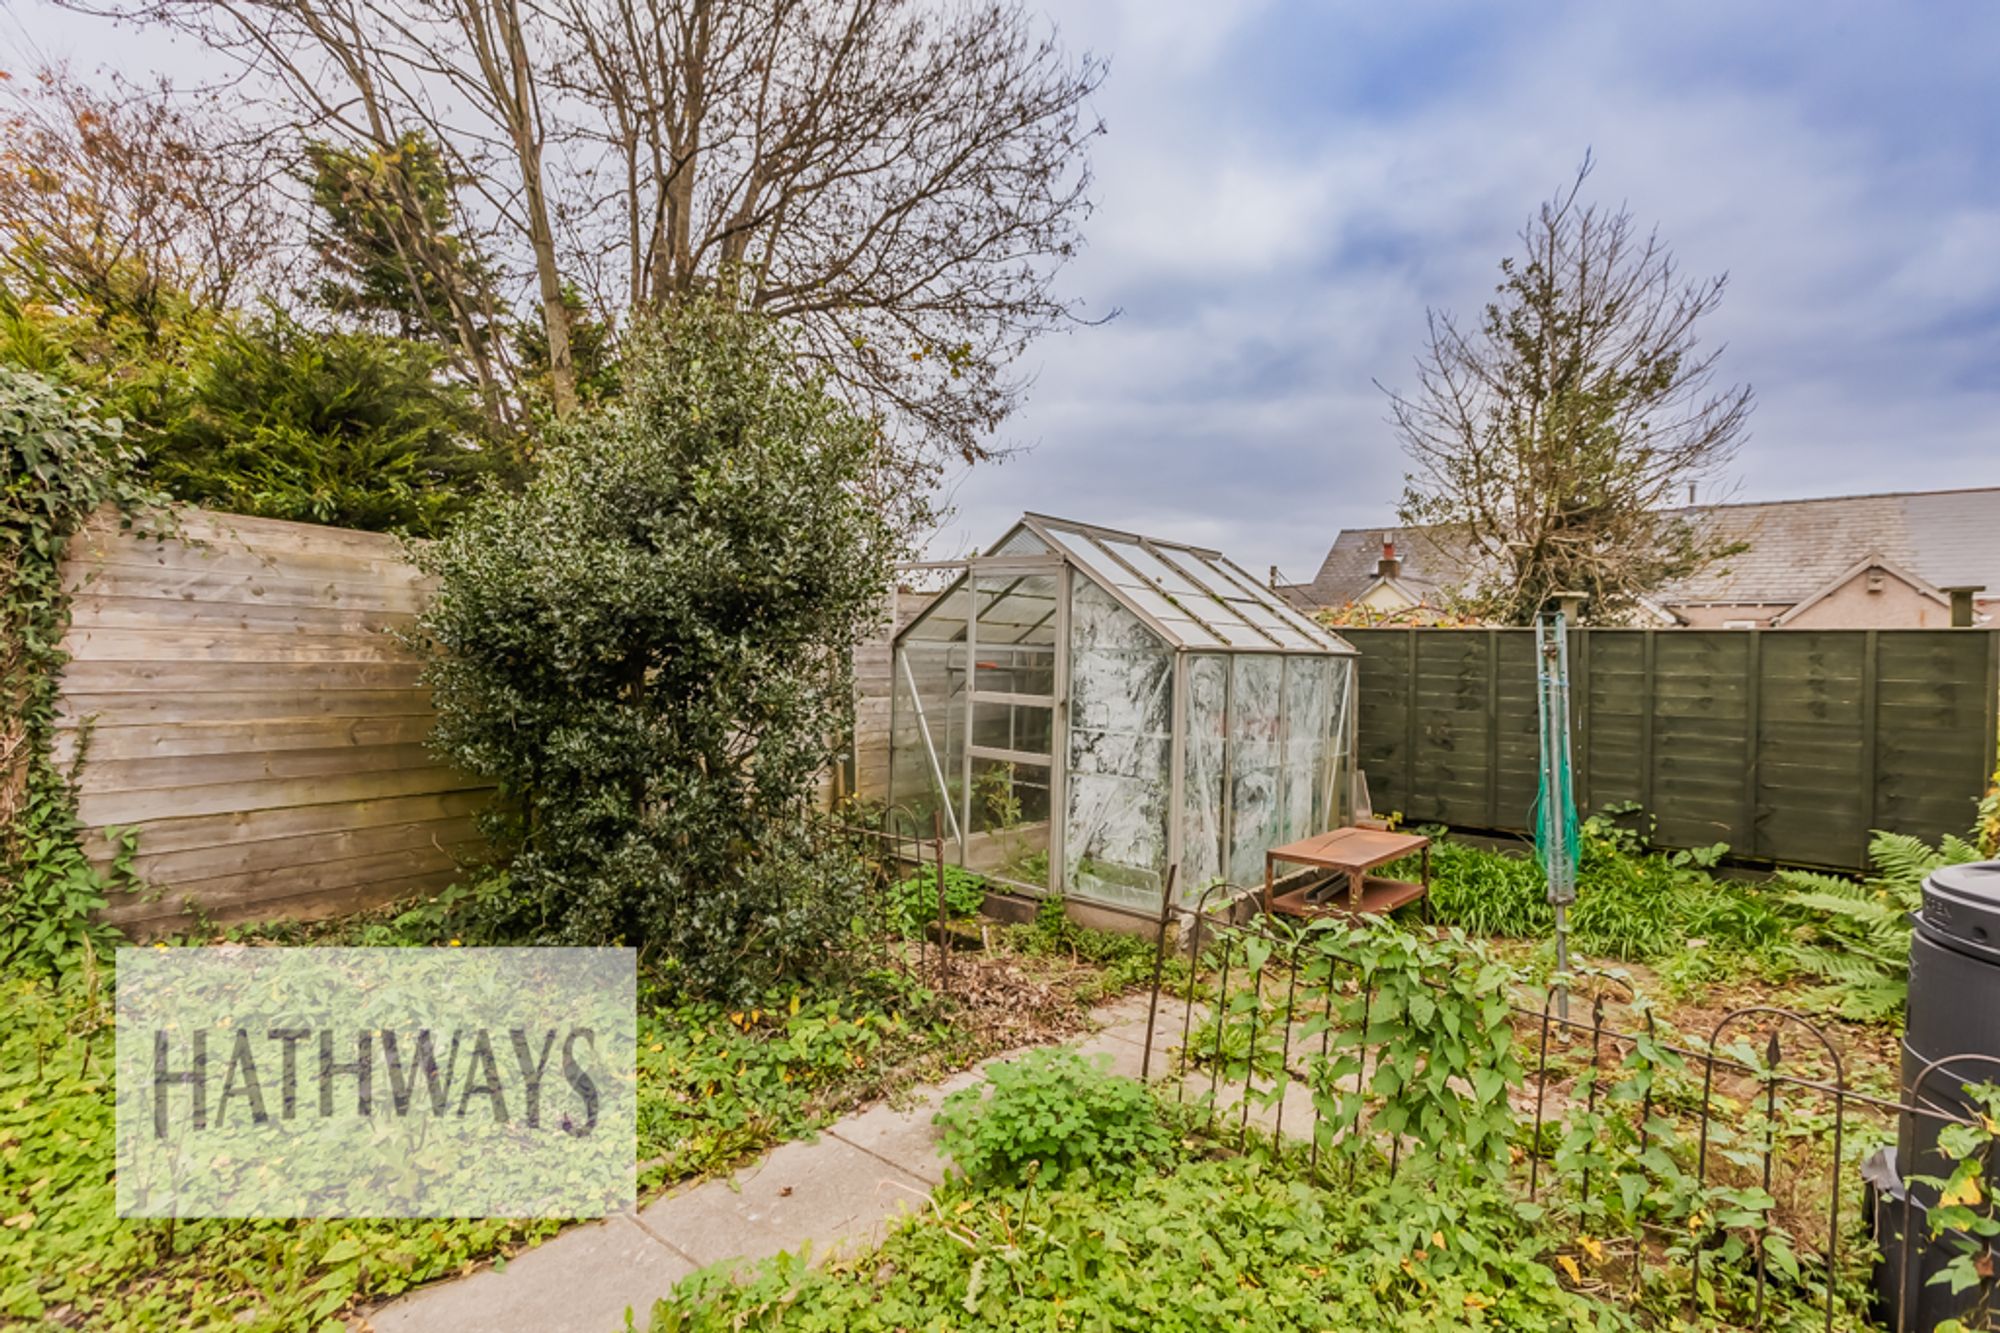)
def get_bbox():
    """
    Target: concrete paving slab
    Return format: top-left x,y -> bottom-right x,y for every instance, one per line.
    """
640,1134 -> 929,1269
824,1093 -> 953,1185
363,1212 -> 692,1333
1076,999 -> 1210,1080
359,995 -> 1158,1333
1074,1029 -> 1149,1078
